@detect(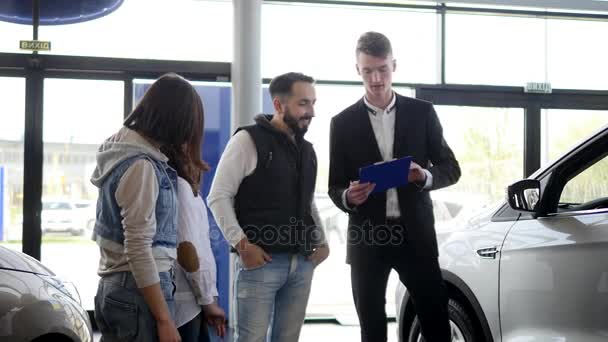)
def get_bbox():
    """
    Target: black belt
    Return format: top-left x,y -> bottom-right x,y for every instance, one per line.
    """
385,217 -> 403,225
